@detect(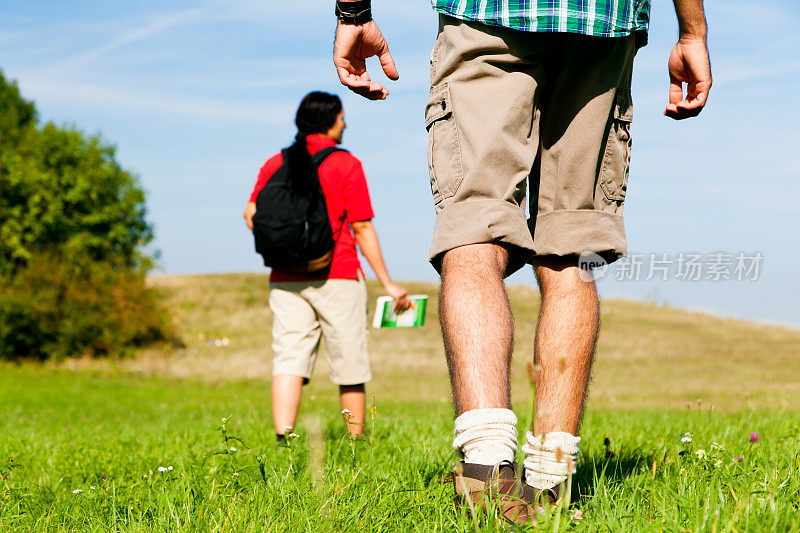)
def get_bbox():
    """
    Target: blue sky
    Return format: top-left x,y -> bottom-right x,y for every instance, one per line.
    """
2,0 -> 799,326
